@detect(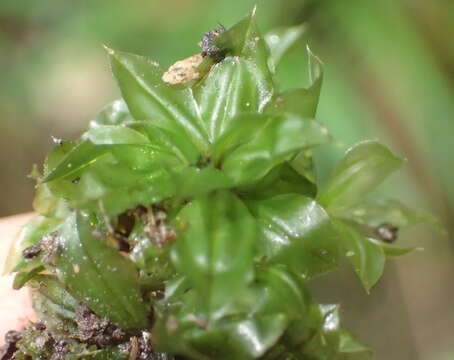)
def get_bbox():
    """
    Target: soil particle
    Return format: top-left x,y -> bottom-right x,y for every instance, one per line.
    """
121,332 -> 164,360
0,331 -> 22,360
199,26 -> 226,61
23,232 -> 60,263
375,223 -> 399,243
75,304 -> 127,347
50,340 -> 69,360
22,243 -> 42,259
